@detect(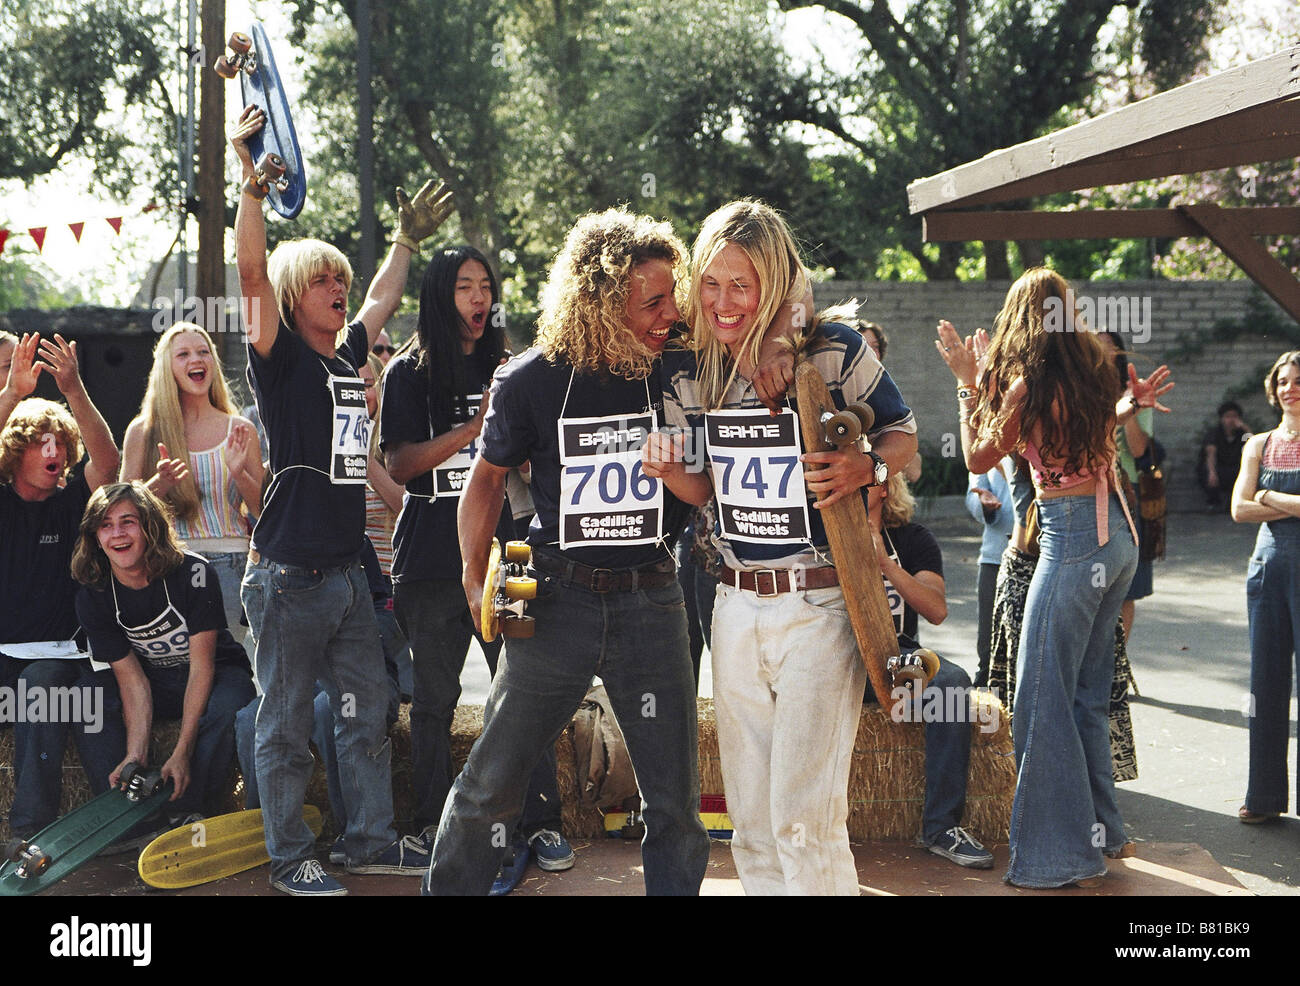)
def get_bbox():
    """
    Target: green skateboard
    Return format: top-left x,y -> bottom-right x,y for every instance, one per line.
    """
0,763 -> 173,896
